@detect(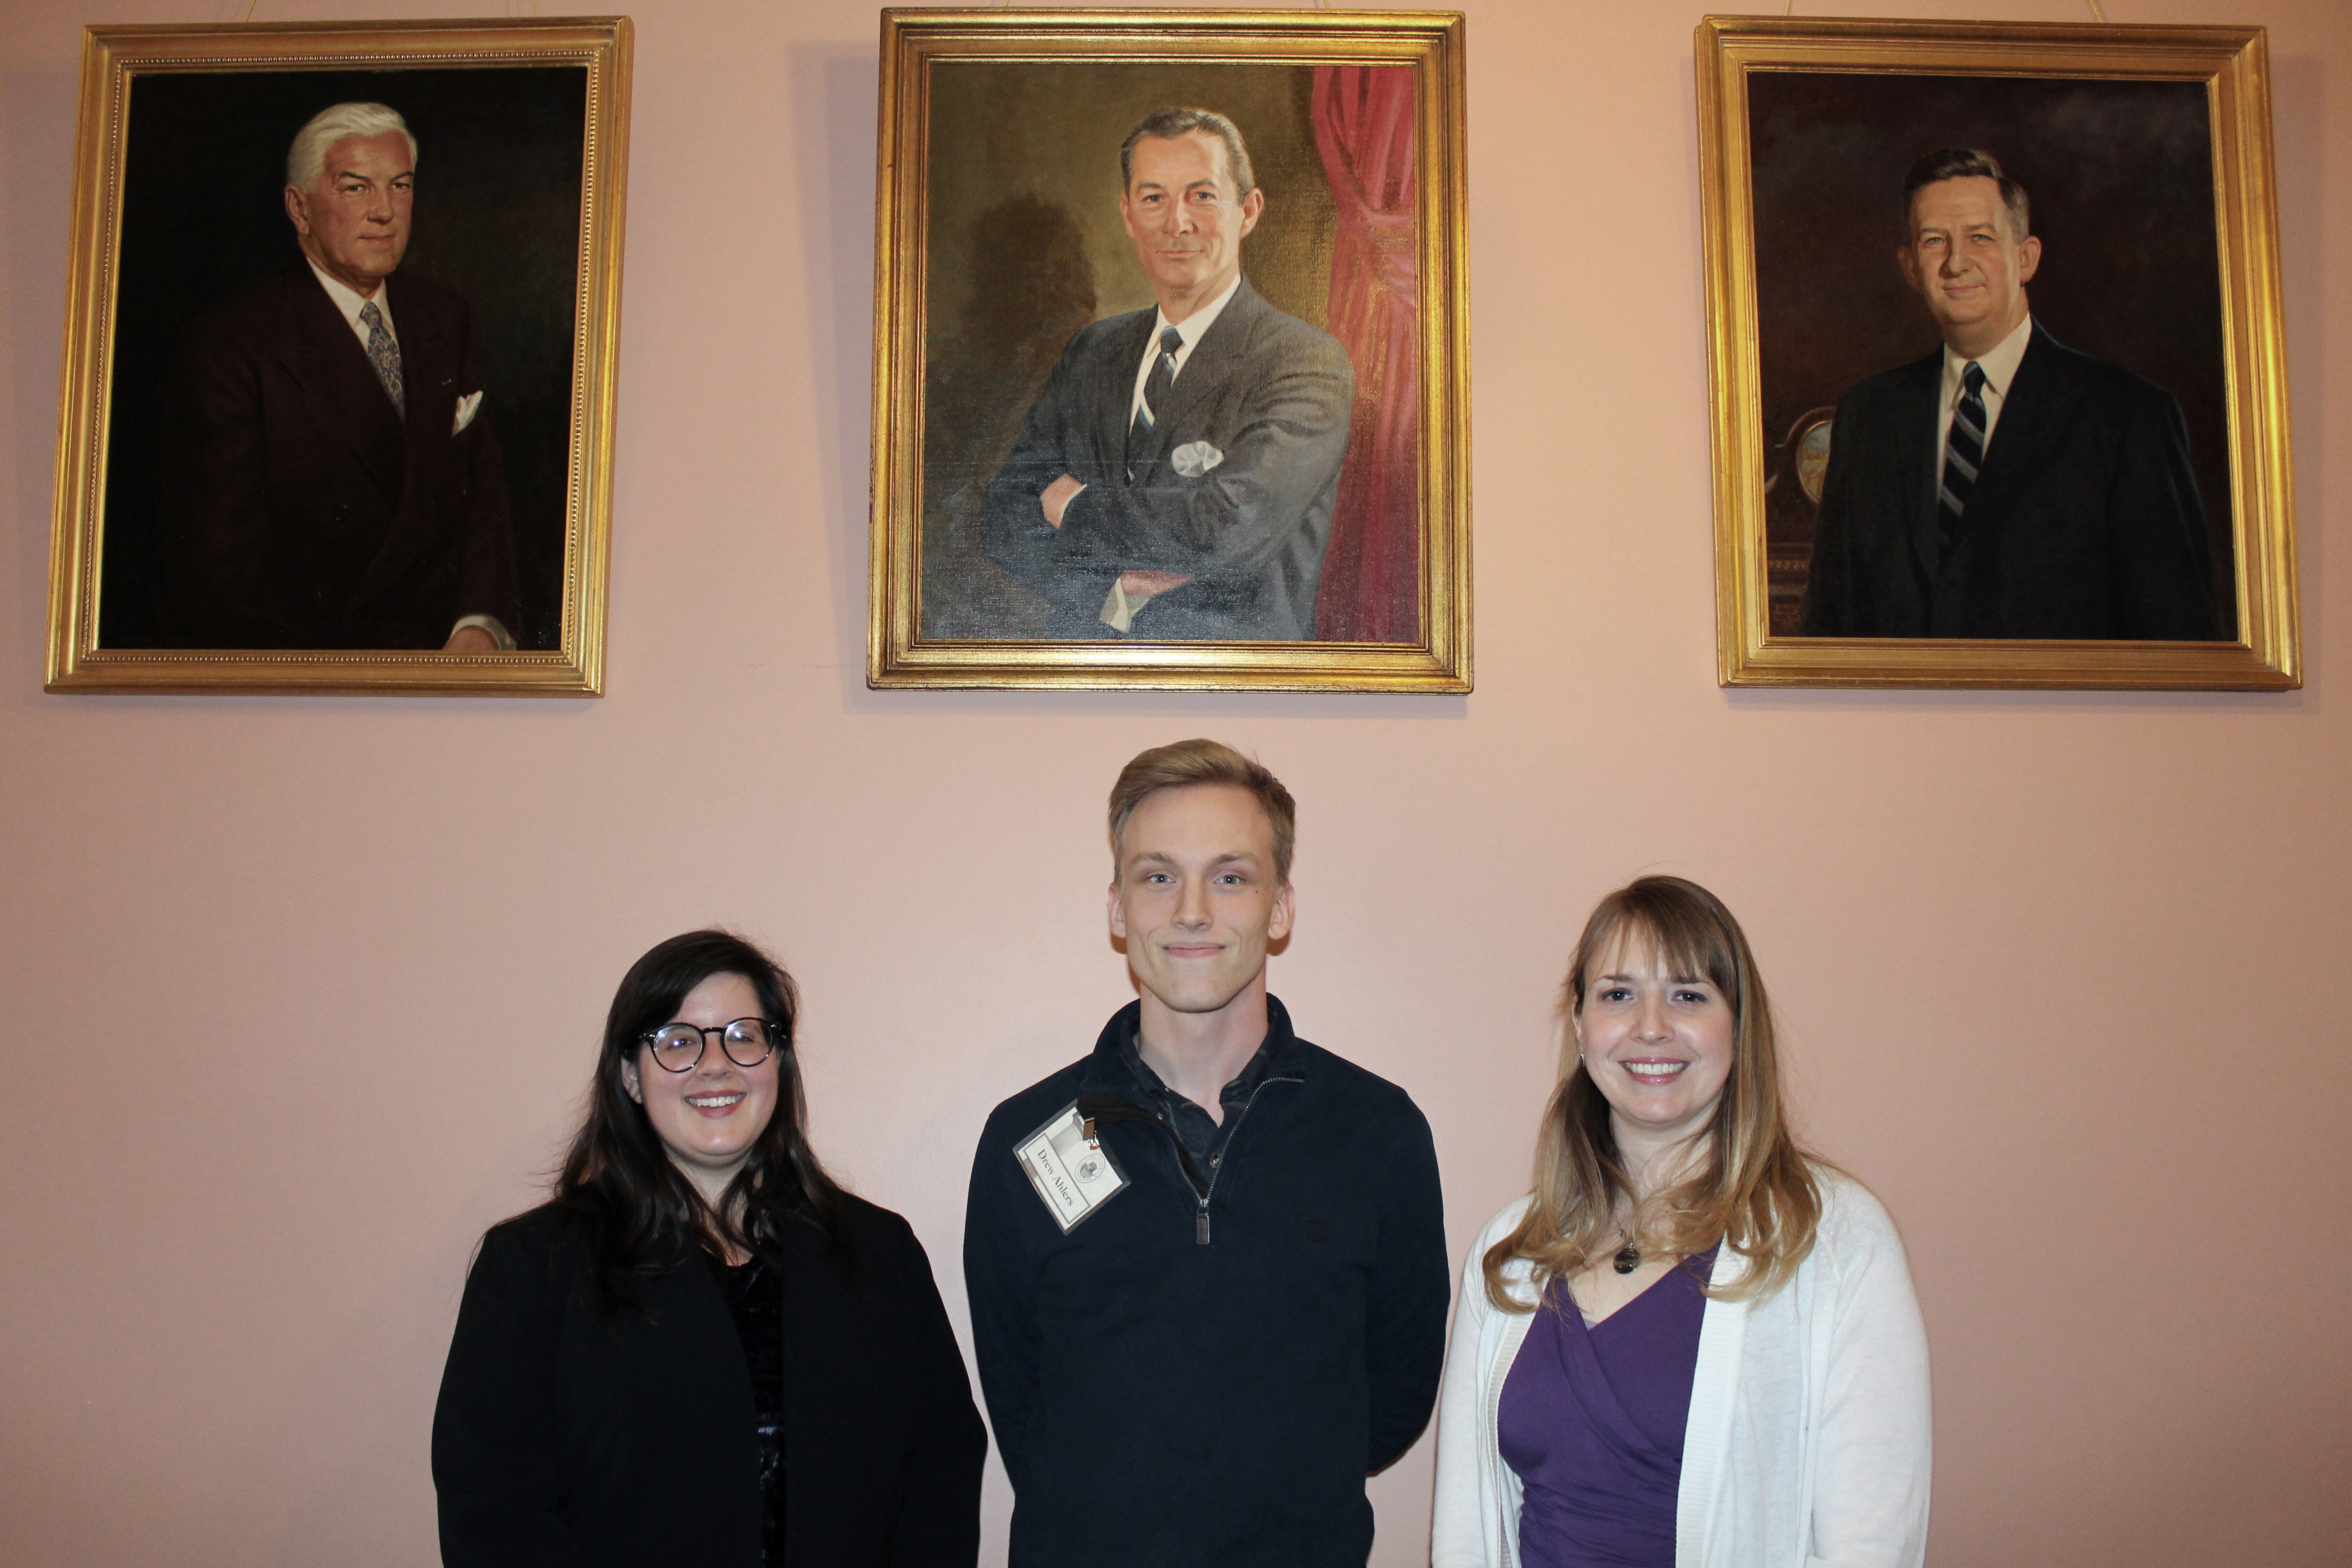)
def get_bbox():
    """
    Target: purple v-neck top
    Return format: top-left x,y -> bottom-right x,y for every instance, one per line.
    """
1497,1247 -> 1718,1568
